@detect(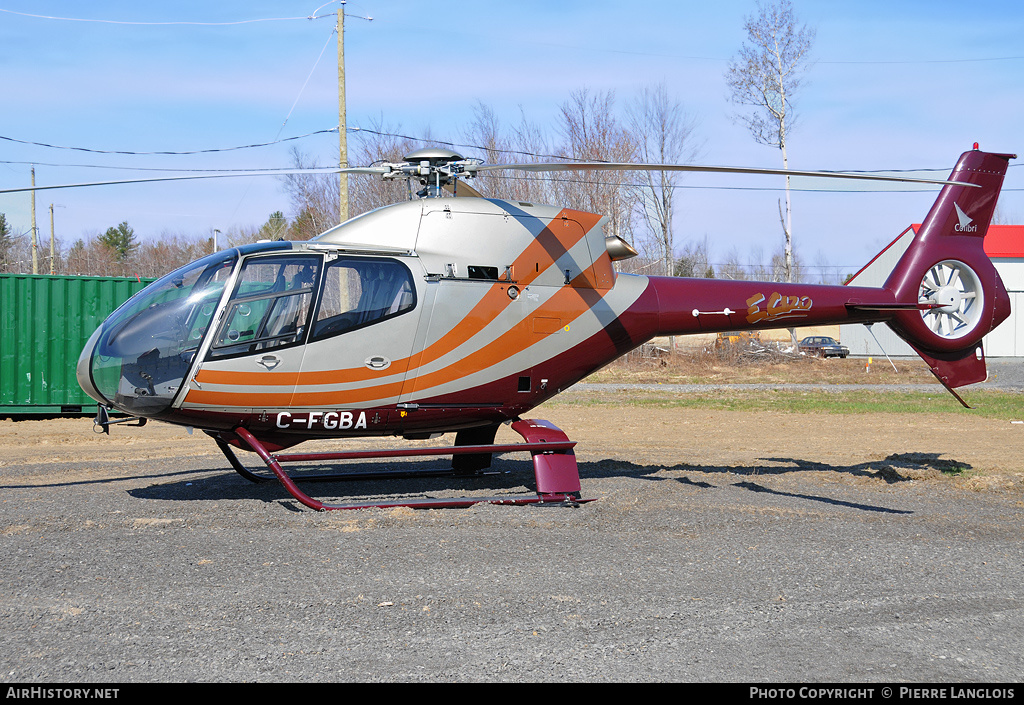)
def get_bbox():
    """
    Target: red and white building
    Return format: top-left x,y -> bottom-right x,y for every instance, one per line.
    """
839,224 -> 1024,357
